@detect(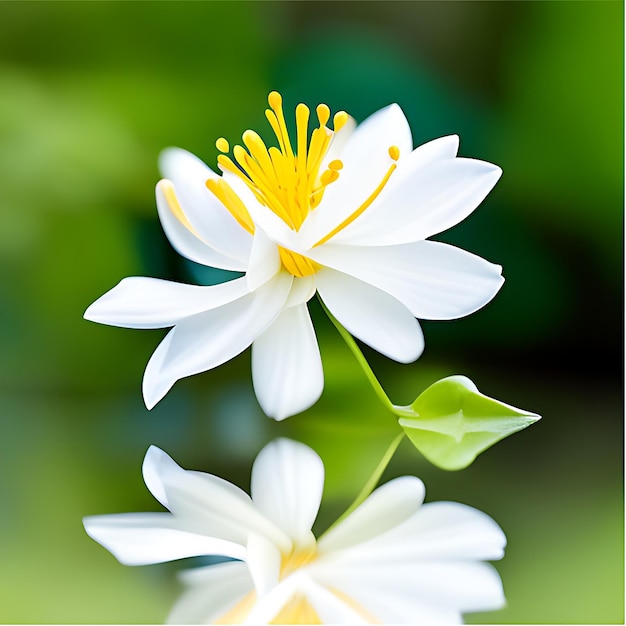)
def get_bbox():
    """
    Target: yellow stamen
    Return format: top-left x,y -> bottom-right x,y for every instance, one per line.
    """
213,91 -> 345,234
278,247 -> 320,278
328,159 -> 343,171
206,178 -> 255,235
333,110 -> 349,132
216,137 -> 230,153
207,92 -> 399,280
313,154 -> 399,247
